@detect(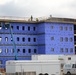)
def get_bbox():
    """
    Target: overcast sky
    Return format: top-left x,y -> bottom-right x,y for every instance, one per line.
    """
0,0 -> 76,19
